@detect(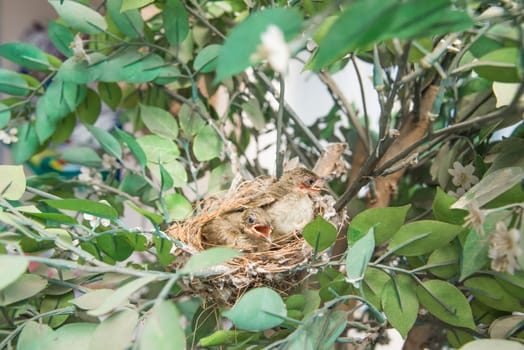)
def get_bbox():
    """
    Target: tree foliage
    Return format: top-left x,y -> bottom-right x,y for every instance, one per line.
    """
0,0 -> 523,349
